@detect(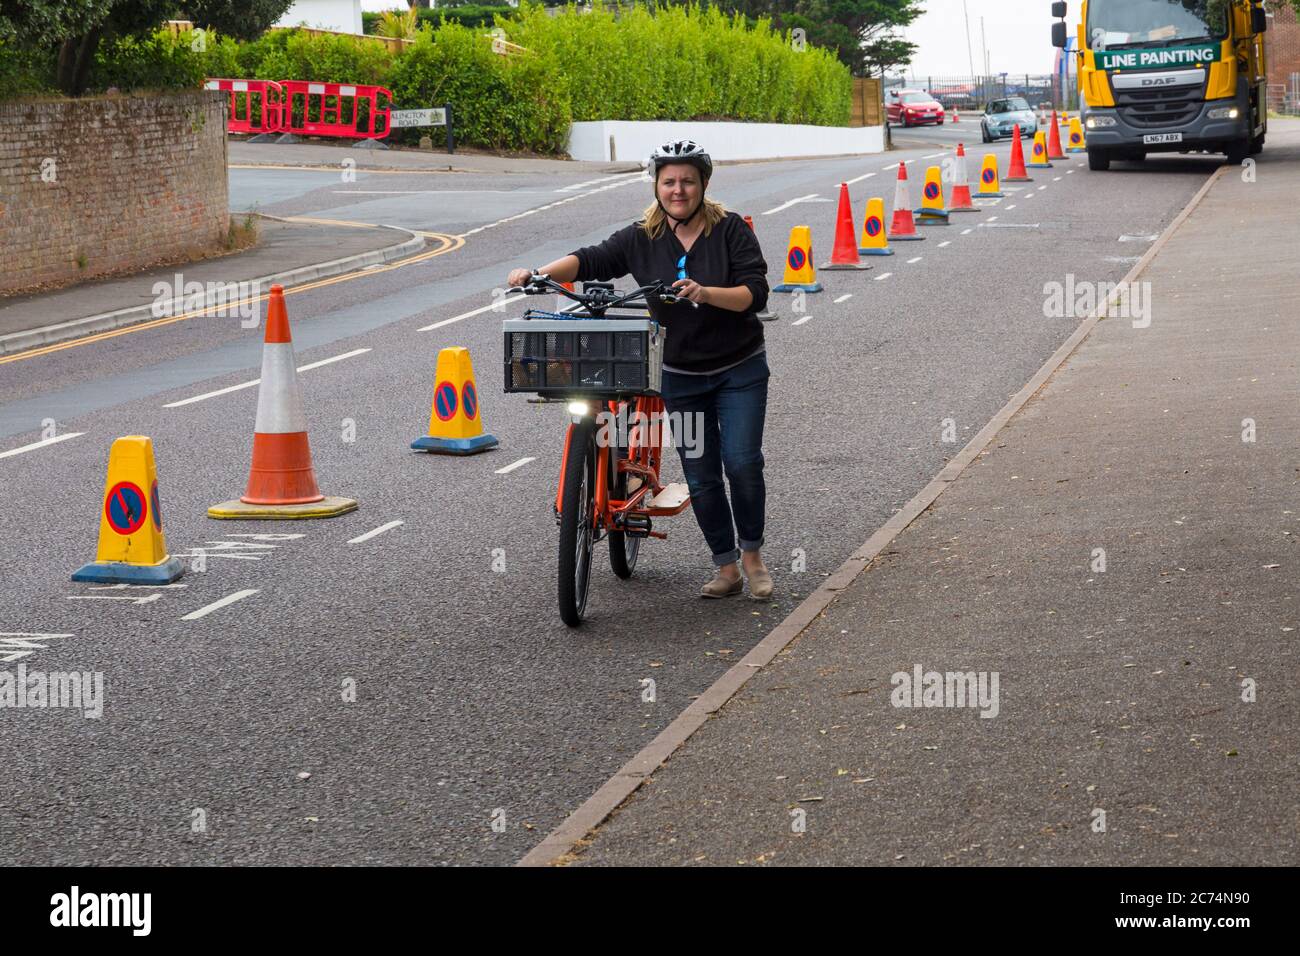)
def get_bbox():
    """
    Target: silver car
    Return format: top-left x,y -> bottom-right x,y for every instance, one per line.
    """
981,97 -> 1036,142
